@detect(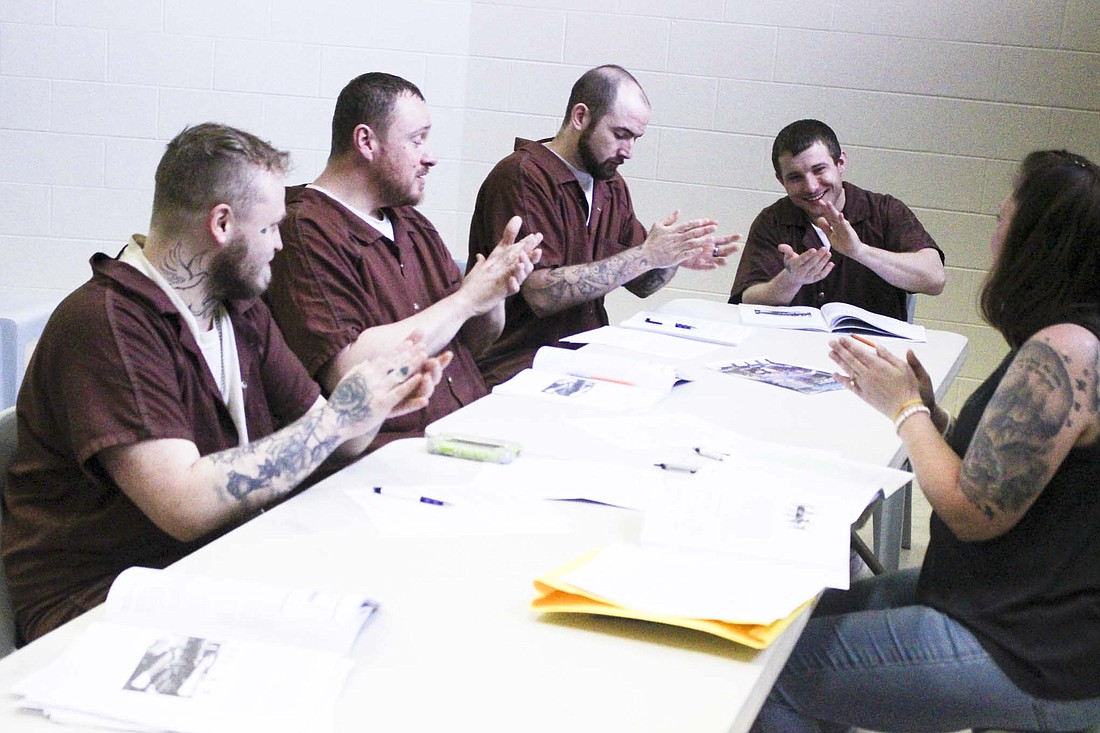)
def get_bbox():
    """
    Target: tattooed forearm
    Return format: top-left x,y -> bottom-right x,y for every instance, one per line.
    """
209,406 -> 340,502
959,340 -> 1072,519
541,260 -> 630,303
528,249 -> 660,314
625,267 -> 674,297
